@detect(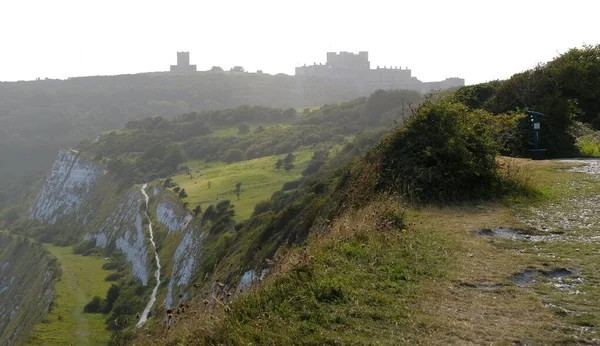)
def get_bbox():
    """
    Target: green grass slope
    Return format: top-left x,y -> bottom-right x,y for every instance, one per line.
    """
0,233 -> 58,346
172,152 -> 313,220
27,245 -> 117,346
131,159 -> 600,346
